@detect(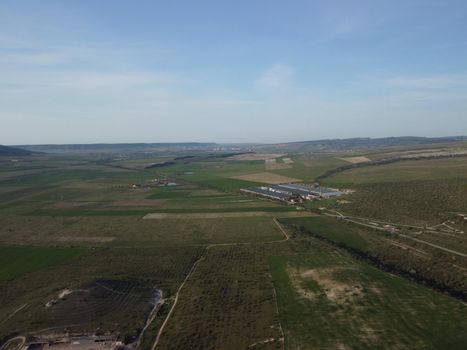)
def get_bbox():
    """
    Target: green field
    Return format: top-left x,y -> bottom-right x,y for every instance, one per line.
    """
270,249 -> 467,350
0,246 -> 83,283
323,157 -> 467,185
282,216 -> 467,297
1,148 -> 467,349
